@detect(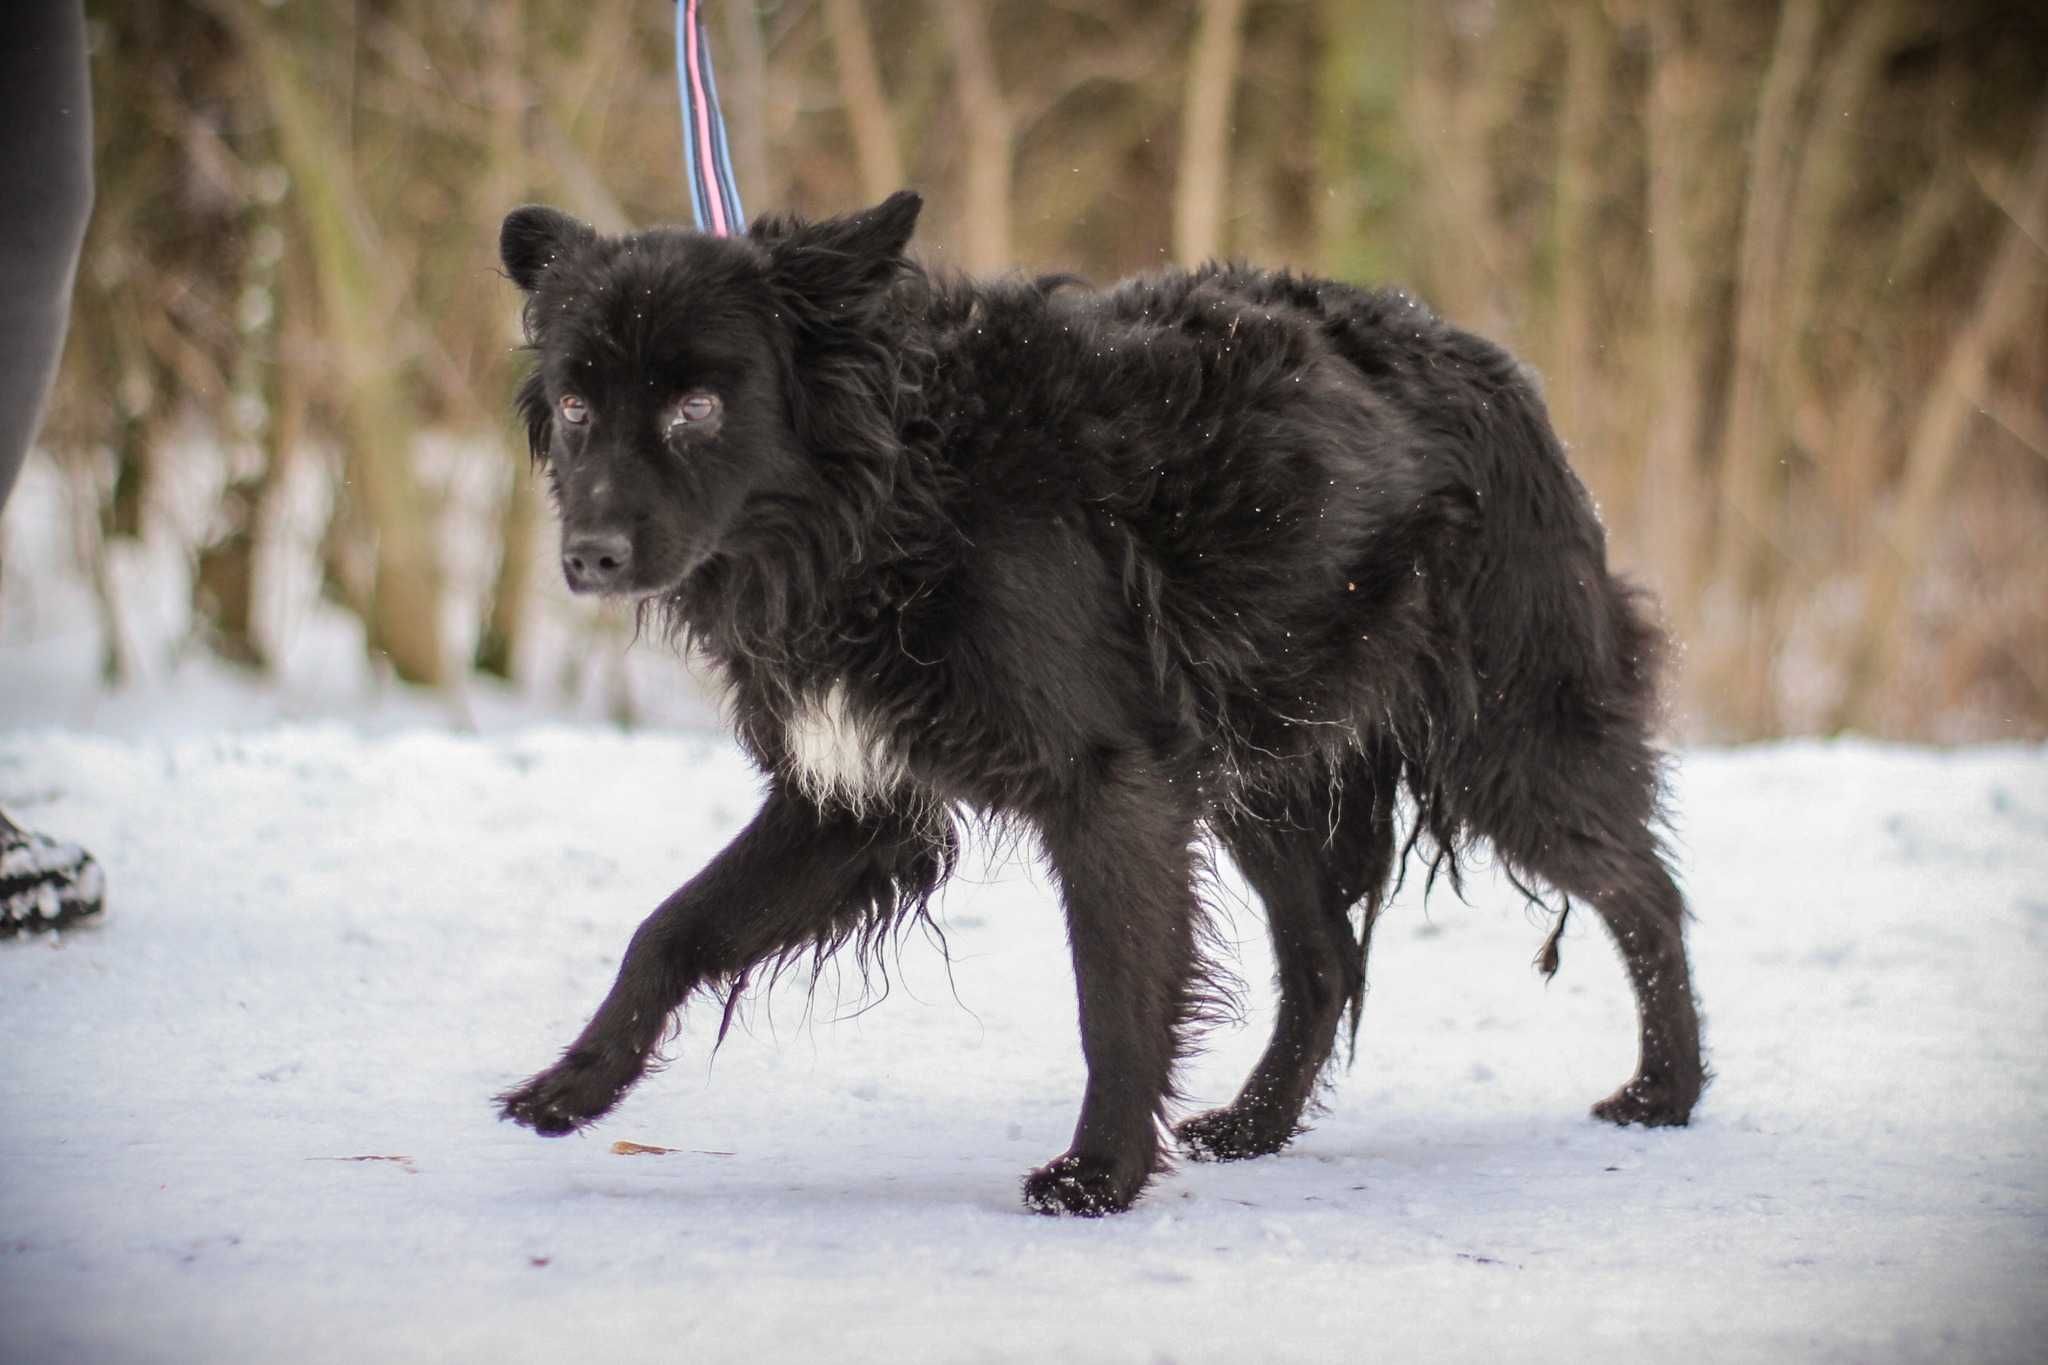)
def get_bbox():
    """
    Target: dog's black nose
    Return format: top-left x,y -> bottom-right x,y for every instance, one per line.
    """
562,532 -> 632,593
